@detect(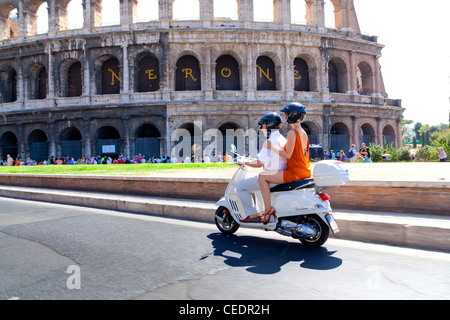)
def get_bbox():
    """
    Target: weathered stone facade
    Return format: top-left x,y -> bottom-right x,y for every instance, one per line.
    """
0,0 -> 404,161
